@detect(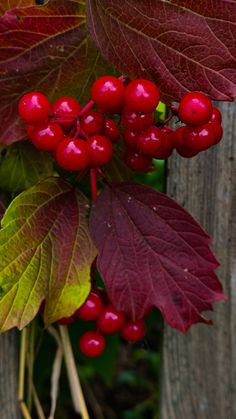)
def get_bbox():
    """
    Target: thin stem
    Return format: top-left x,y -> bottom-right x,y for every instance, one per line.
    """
27,322 -> 36,411
170,105 -> 179,114
75,168 -> 88,184
59,326 -> 90,419
20,401 -> 32,419
18,327 -> 28,402
90,168 -> 97,201
162,112 -> 175,126
78,100 -> 94,118
32,384 -> 46,419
